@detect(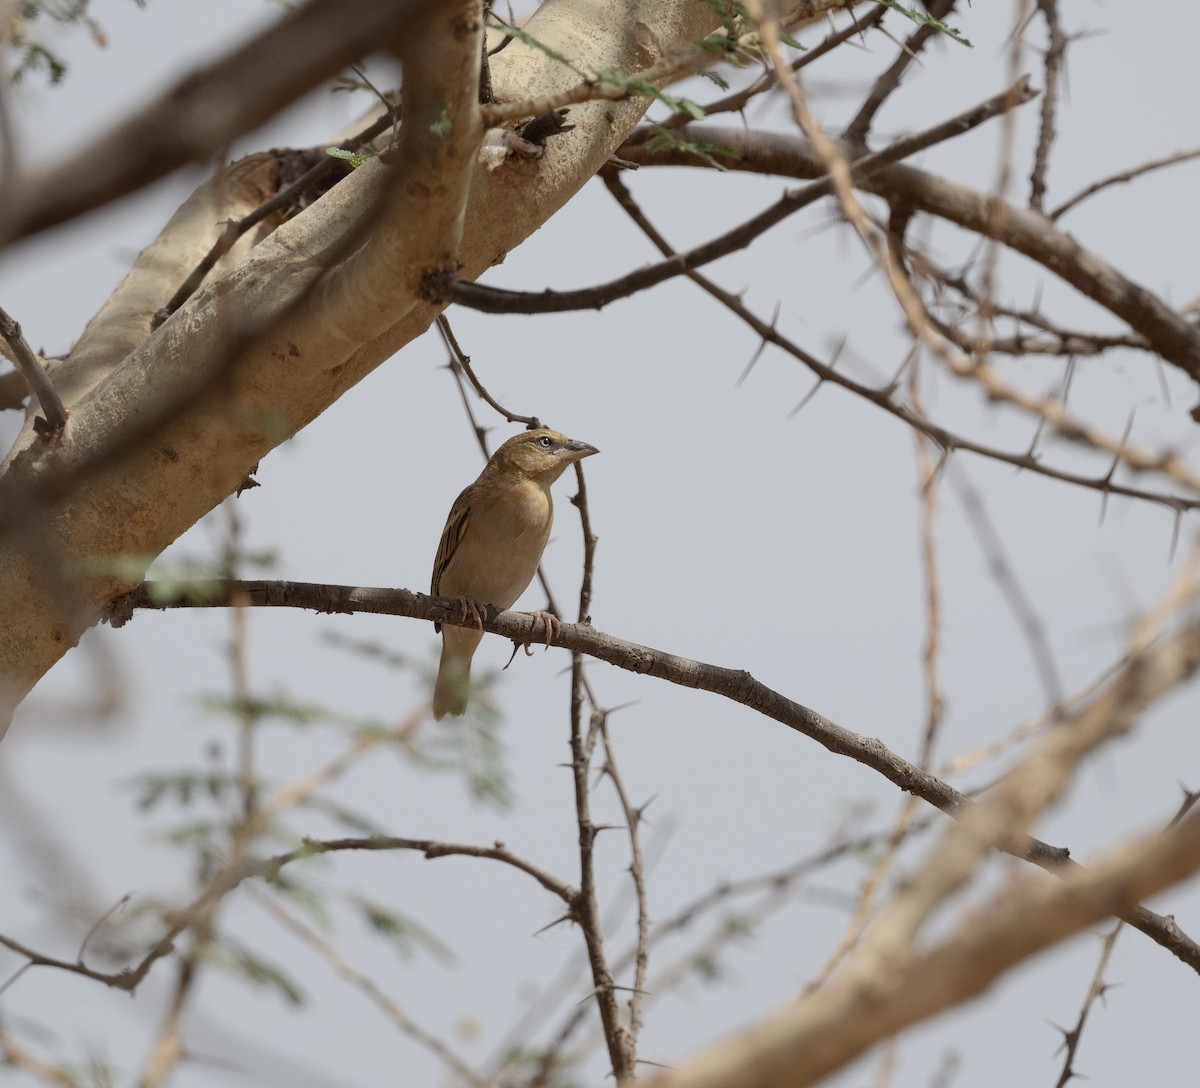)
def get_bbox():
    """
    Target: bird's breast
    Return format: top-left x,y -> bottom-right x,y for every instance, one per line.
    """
439,480 -> 553,610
